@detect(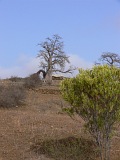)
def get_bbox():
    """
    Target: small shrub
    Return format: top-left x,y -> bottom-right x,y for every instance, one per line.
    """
0,84 -> 26,108
31,136 -> 98,160
24,74 -> 42,89
8,76 -> 23,82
